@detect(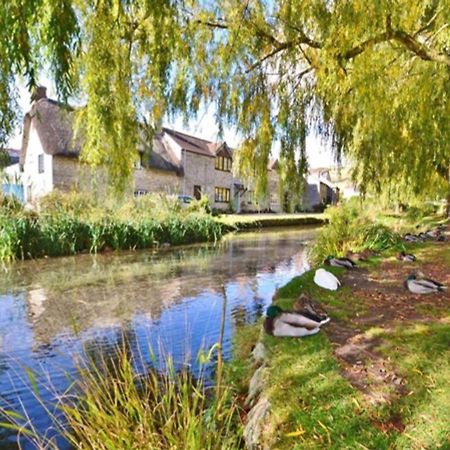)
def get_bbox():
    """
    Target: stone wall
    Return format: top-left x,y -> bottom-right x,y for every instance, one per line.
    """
133,167 -> 180,194
181,152 -> 235,210
53,156 -> 180,196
